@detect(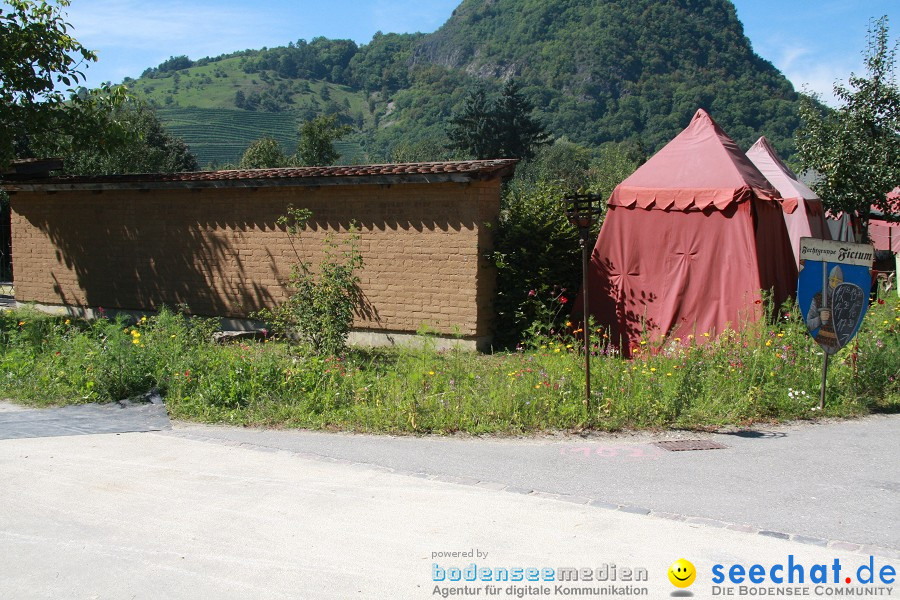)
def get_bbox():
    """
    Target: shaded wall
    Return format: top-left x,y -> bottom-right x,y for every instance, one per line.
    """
10,181 -> 500,340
